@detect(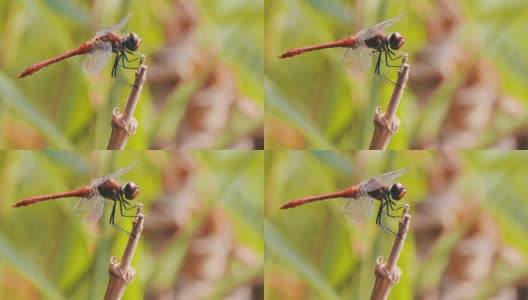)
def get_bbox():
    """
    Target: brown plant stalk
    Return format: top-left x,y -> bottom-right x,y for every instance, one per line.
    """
370,204 -> 411,300
369,54 -> 410,150
107,55 -> 148,150
104,204 -> 144,300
